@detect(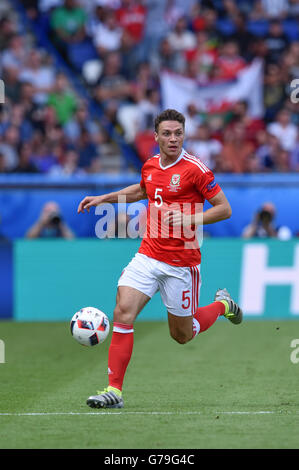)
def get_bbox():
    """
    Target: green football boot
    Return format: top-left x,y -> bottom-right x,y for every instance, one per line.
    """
215,288 -> 243,325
